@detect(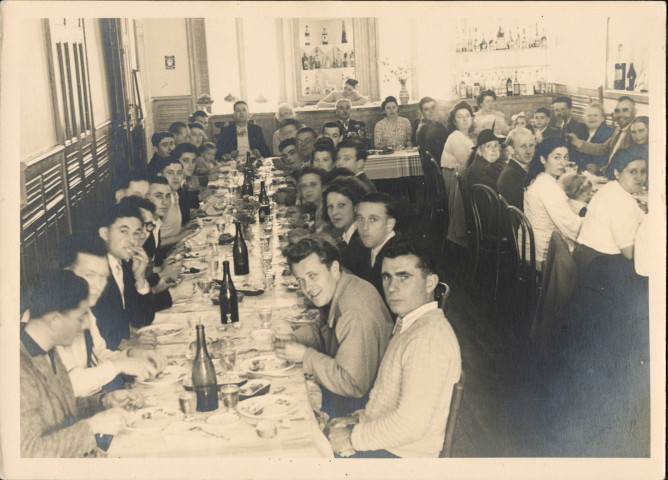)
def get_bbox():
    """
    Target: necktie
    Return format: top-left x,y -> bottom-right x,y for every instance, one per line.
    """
114,262 -> 125,308
84,329 -> 98,367
393,317 -> 404,335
